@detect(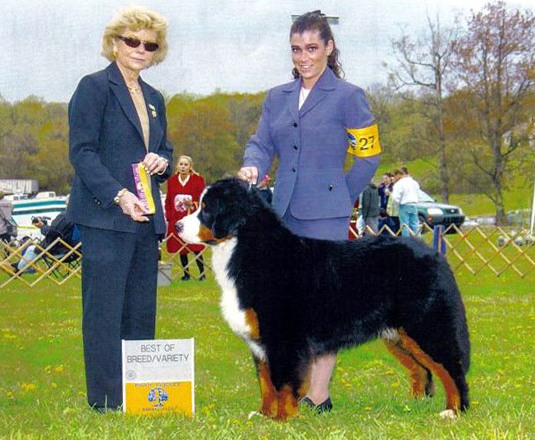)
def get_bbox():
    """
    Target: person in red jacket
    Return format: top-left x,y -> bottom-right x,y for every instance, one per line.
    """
164,155 -> 206,280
